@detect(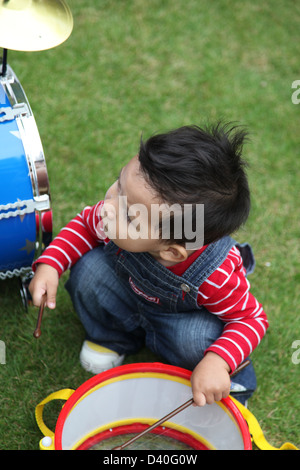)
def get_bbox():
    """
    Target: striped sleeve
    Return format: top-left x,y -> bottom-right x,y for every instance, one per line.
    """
198,246 -> 269,372
33,201 -> 109,276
